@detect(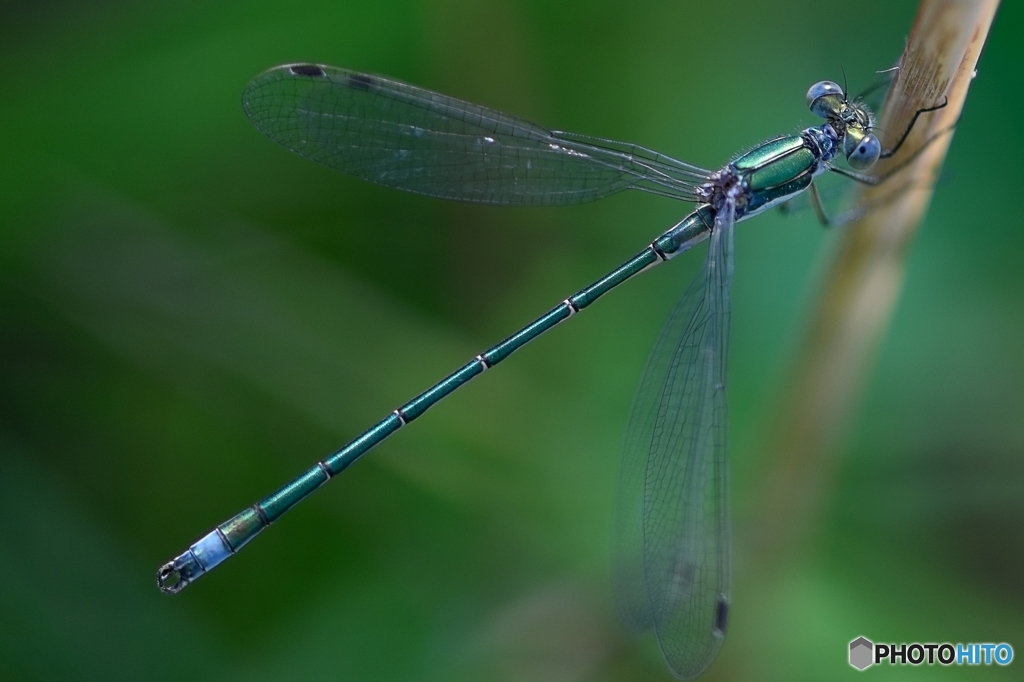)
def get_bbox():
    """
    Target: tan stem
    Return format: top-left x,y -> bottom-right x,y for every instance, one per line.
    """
742,0 -> 999,564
